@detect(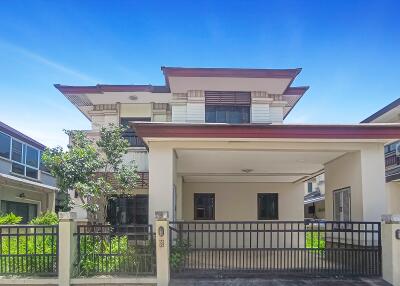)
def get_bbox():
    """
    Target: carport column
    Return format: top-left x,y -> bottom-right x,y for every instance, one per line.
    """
382,215 -> 400,286
58,211 -> 77,286
155,211 -> 170,286
360,145 -> 387,221
148,142 -> 175,226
